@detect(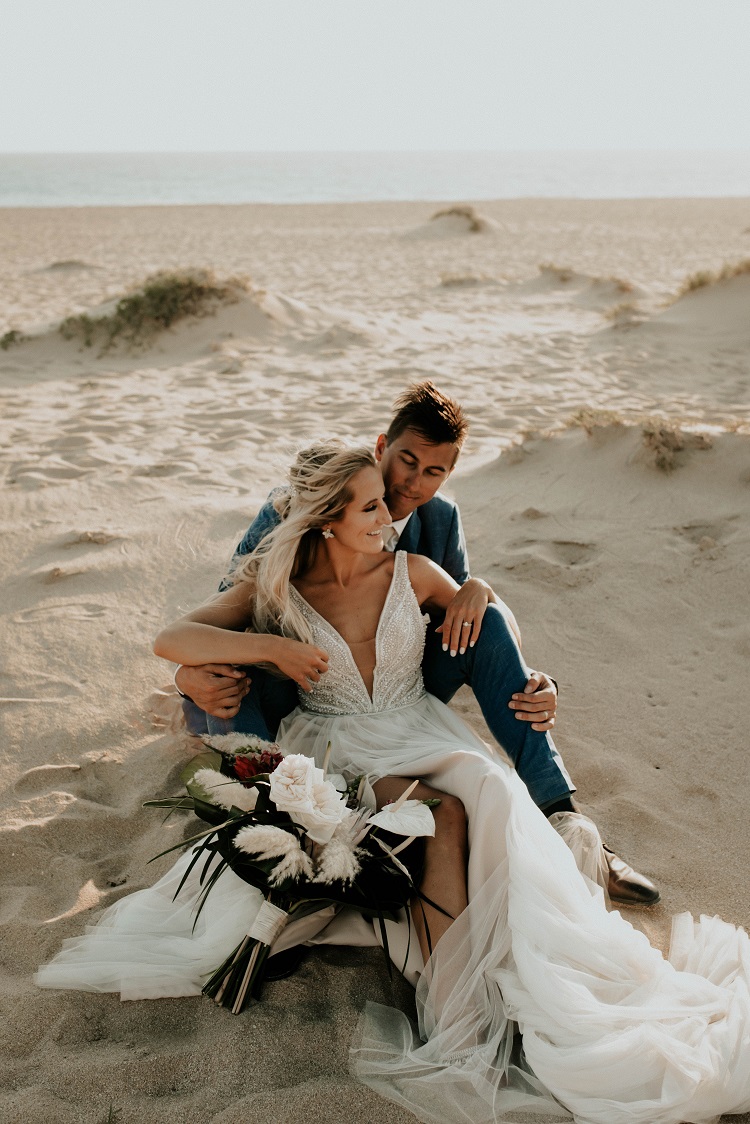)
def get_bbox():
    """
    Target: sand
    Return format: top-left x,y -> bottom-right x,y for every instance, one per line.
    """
1,198 -> 749,1123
